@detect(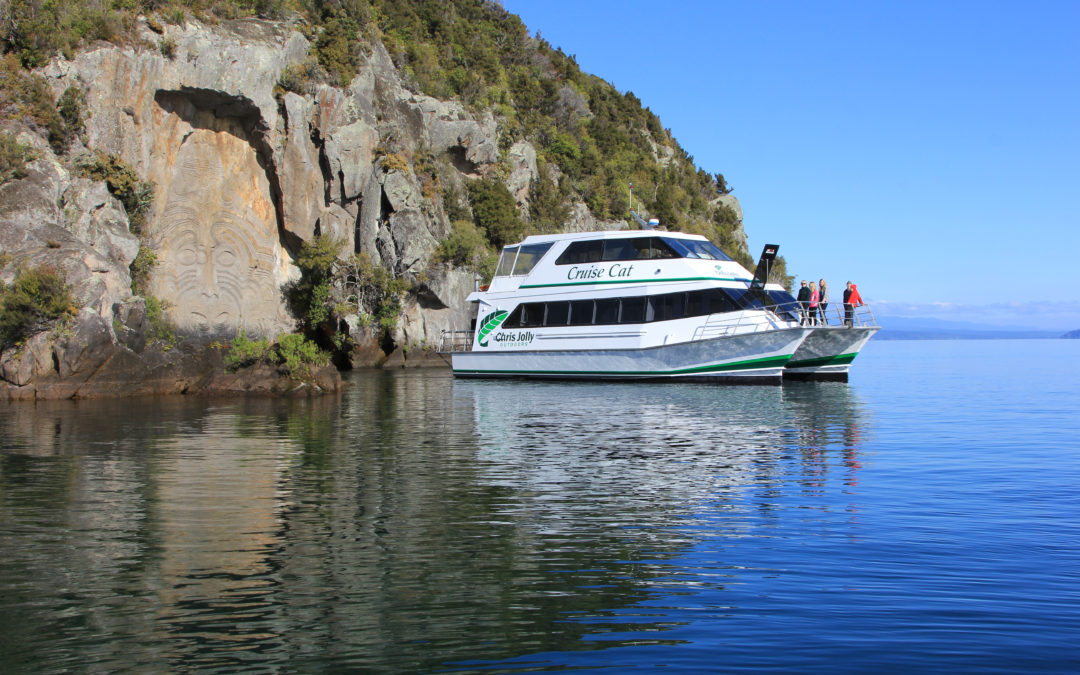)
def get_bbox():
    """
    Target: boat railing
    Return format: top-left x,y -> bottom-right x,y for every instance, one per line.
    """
692,308 -> 784,341
806,301 -> 878,328
437,330 -> 474,353
691,300 -> 877,341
